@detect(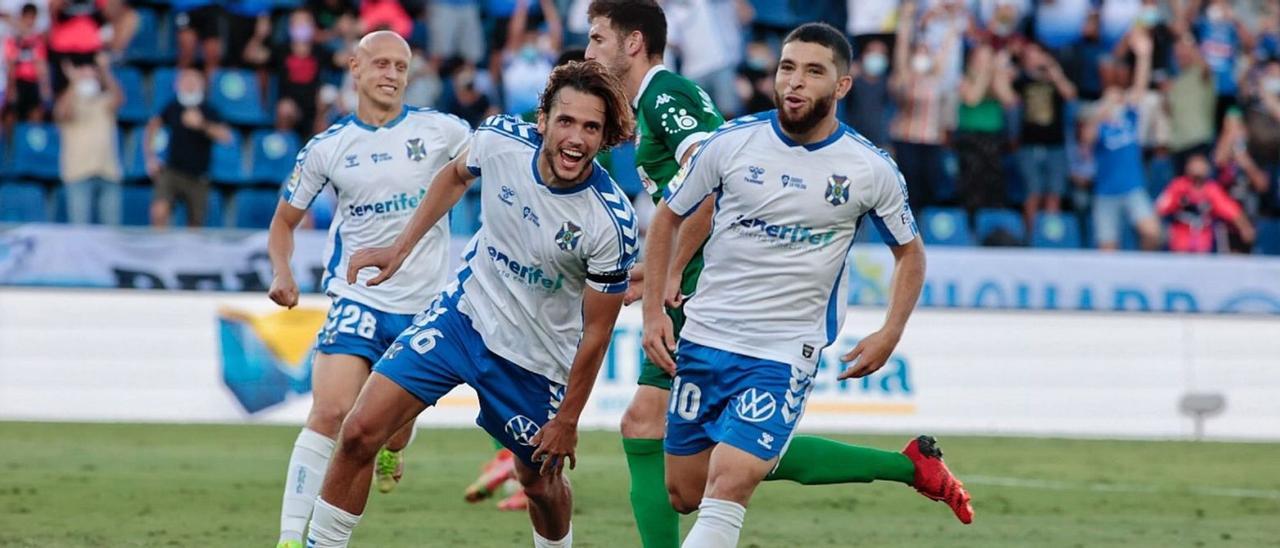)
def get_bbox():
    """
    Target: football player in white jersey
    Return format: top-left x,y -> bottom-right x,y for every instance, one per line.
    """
641,23 -> 972,547
304,60 -> 637,548
265,31 -> 472,548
